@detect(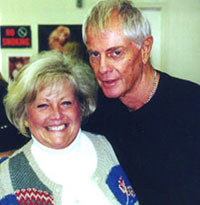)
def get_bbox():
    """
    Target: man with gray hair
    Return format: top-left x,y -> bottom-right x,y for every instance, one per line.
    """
82,0 -> 200,204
